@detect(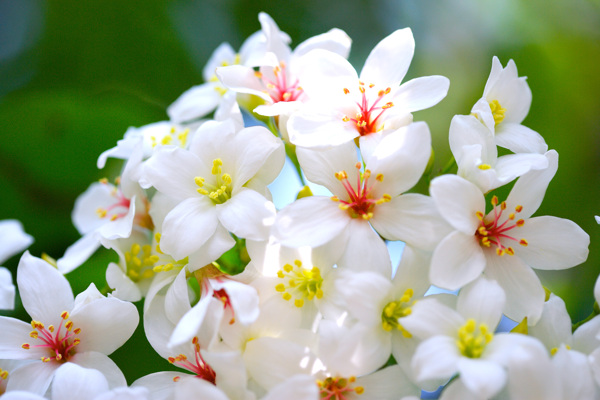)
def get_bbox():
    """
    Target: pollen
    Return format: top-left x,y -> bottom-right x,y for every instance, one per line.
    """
478,164 -> 492,170
275,261 -> 324,307
456,318 -> 493,358
343,88 -> 350,94
489,100 -> 506,126
194,159 -> 234,204
381,288 -> 415,337
475,197 -> 526,256
333,162 -> 388,220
